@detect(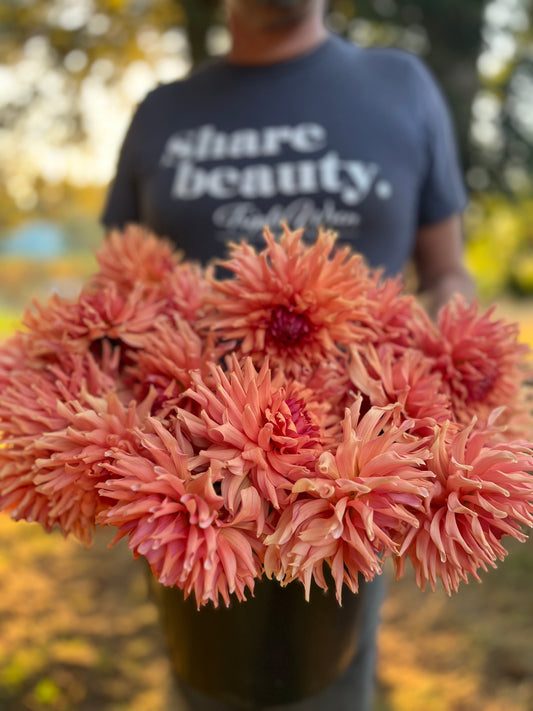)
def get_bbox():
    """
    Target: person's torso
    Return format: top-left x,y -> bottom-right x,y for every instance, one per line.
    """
131,35 -> 432,274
